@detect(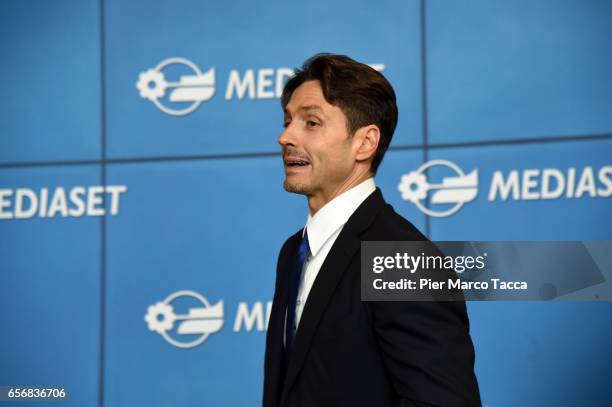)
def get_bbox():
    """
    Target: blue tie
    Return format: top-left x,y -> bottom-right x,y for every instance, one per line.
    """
285,229 -> 310,354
